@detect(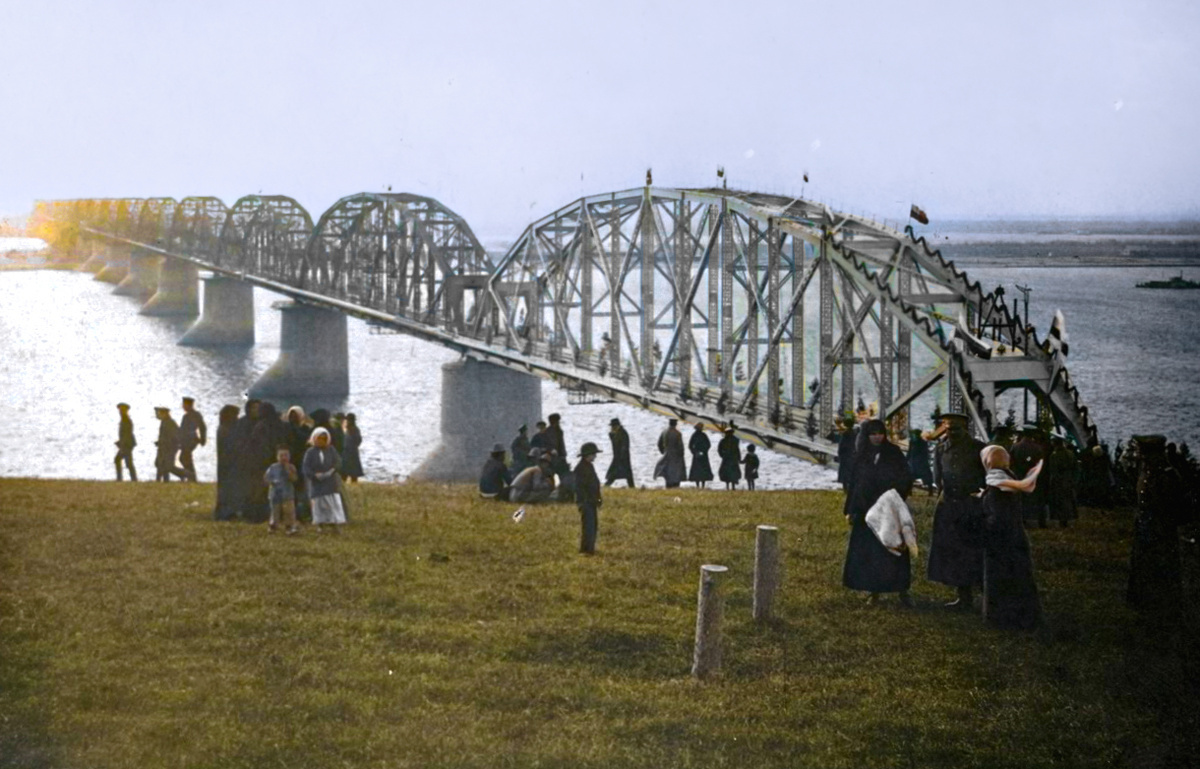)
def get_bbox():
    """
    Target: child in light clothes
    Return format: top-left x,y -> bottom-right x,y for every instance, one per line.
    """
264,446 -> 300,534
